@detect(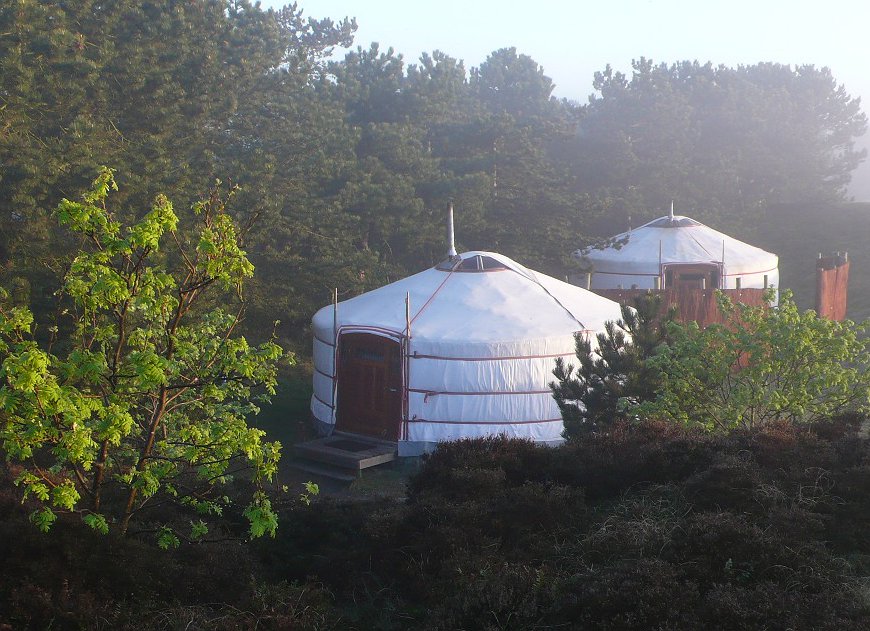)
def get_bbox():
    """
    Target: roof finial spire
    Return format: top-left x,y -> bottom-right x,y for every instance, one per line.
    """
669,200 -> 675,221
447,200 -> 457,258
